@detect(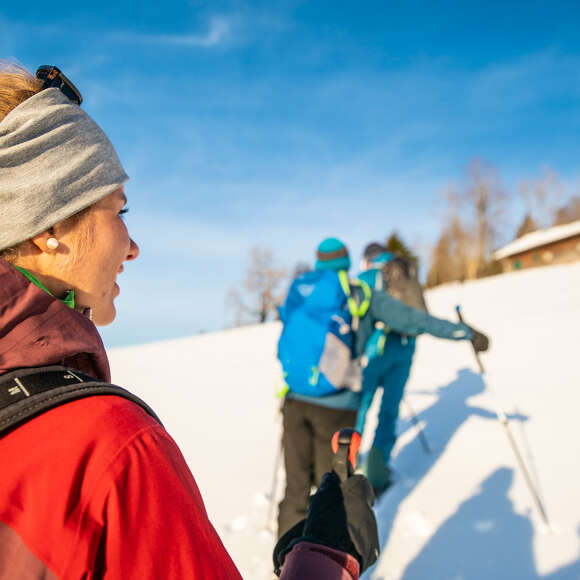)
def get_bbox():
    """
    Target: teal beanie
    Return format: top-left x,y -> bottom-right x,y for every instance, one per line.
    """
315,237 -> 351,271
